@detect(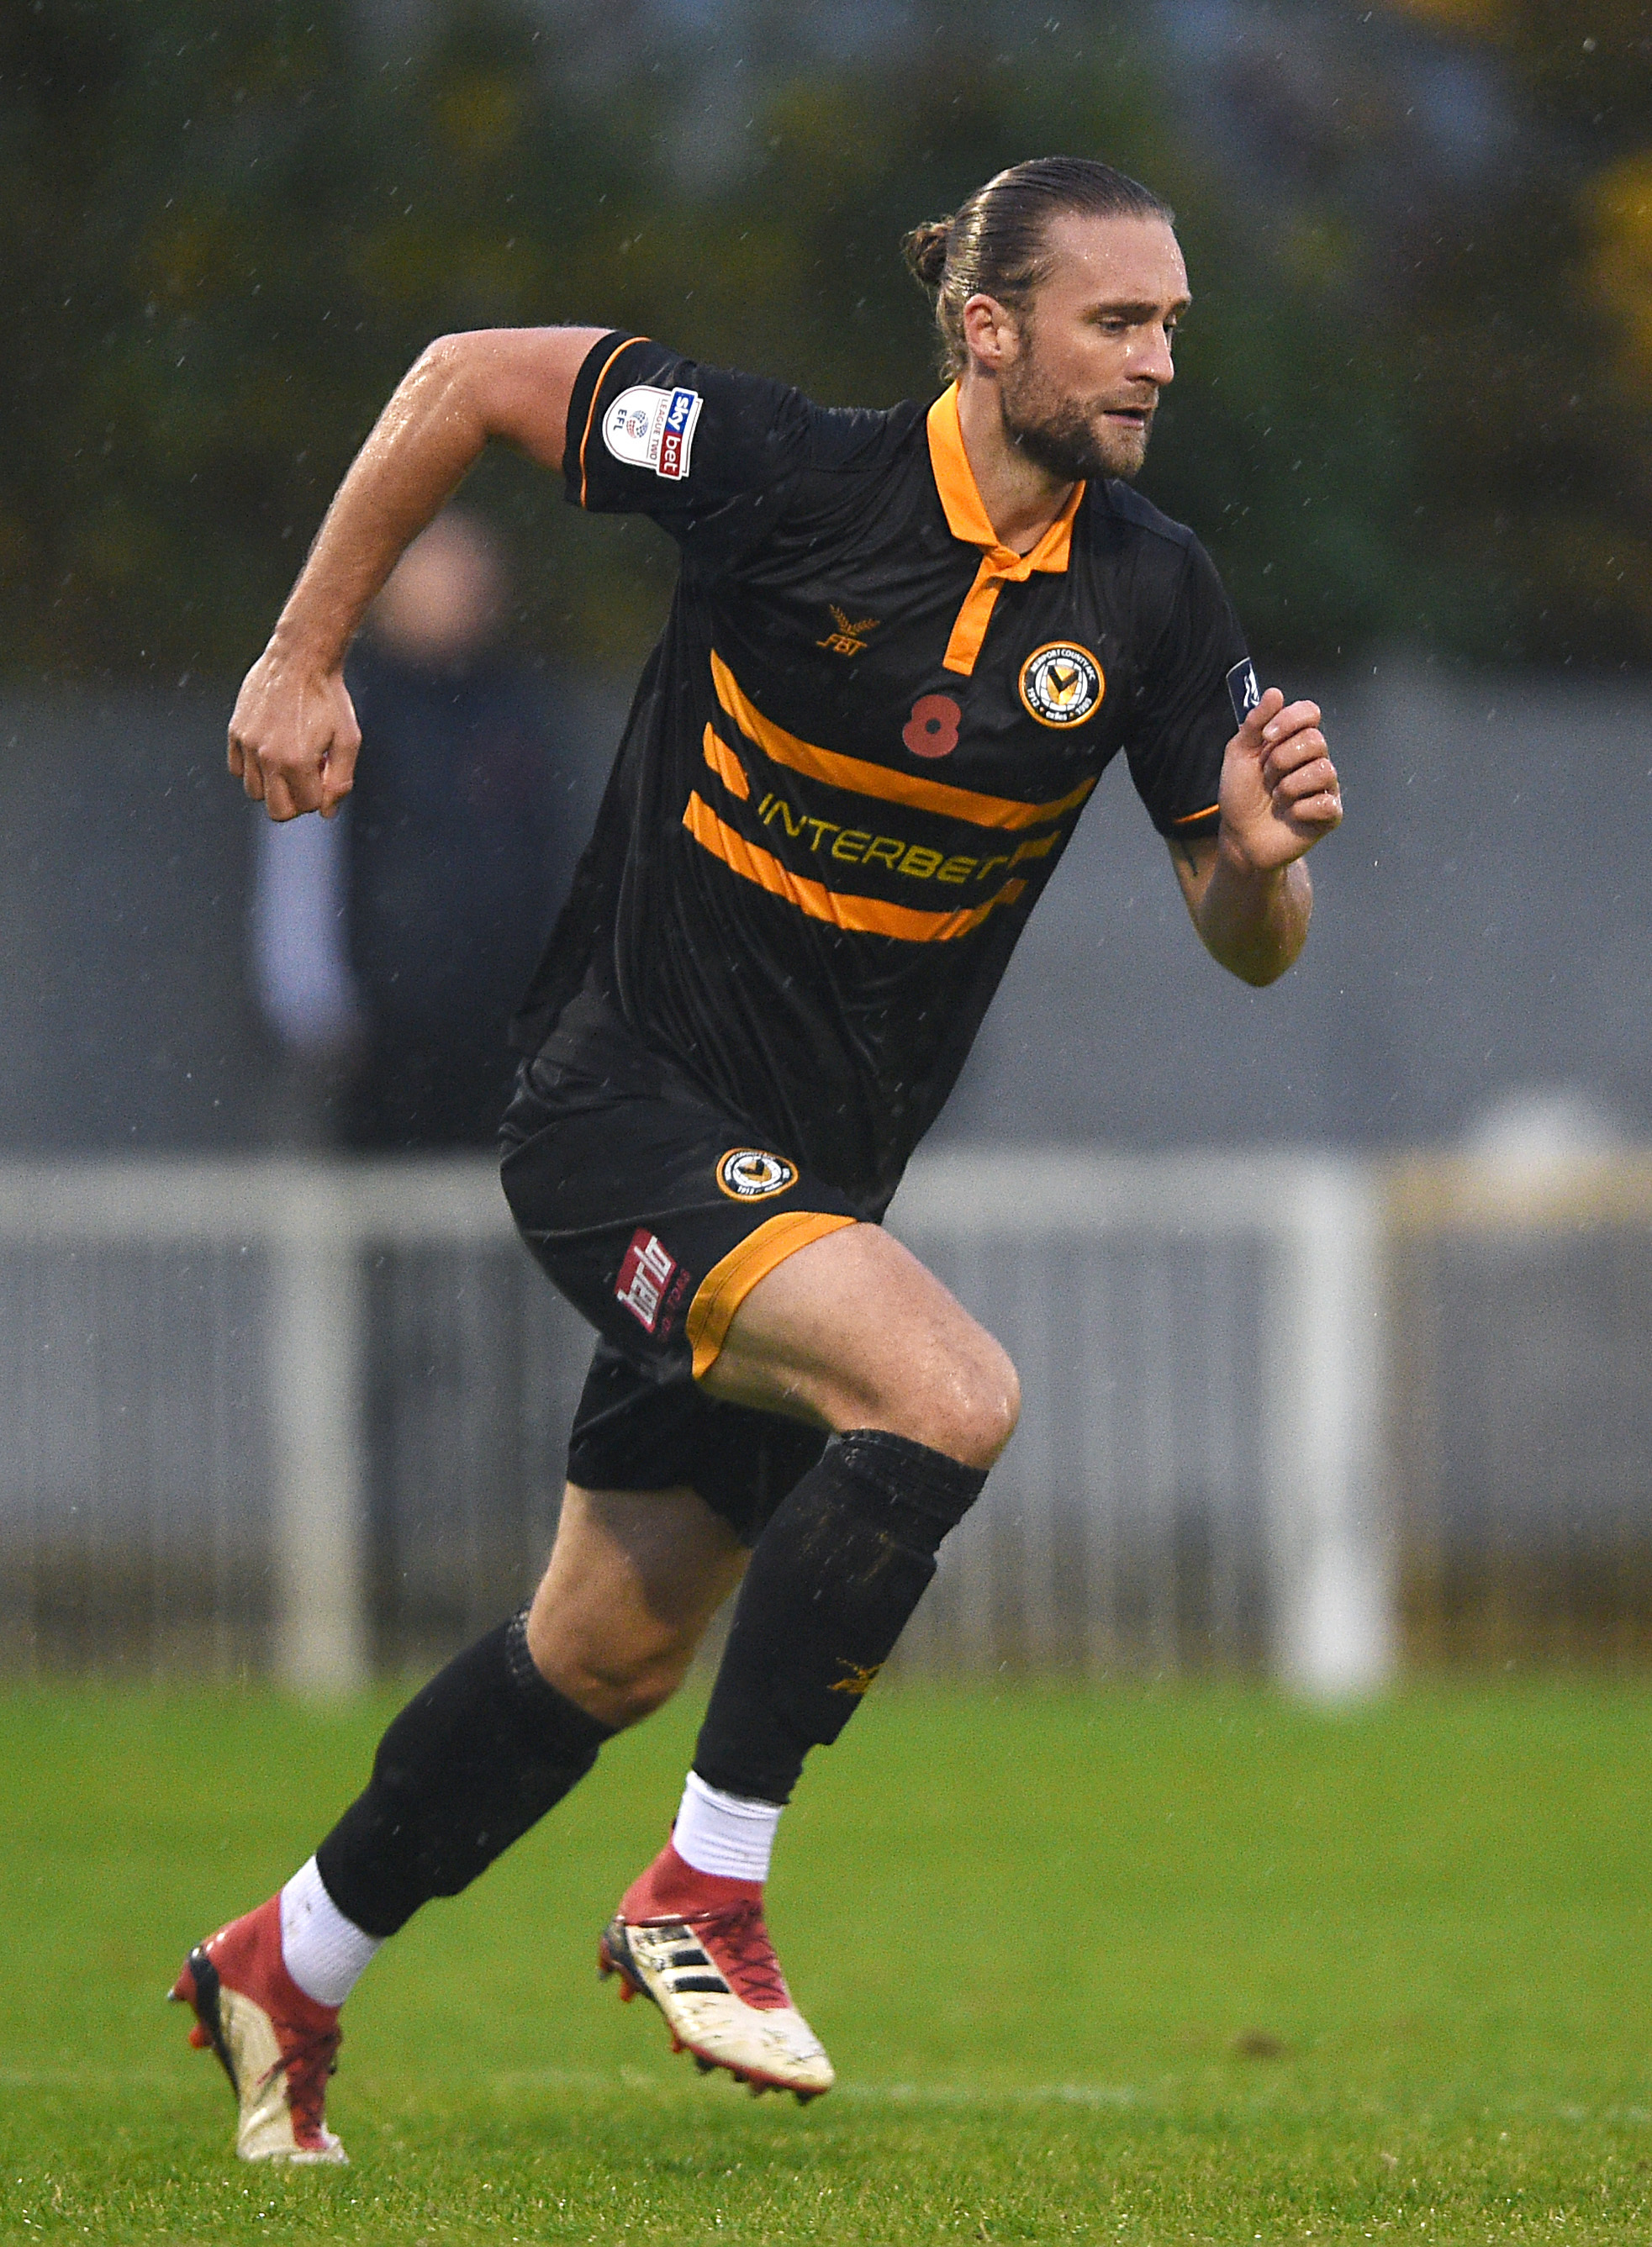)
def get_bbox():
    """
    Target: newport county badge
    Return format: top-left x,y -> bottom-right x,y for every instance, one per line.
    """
716,1148 -> 799,1201
1018,641 -> 1104,728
